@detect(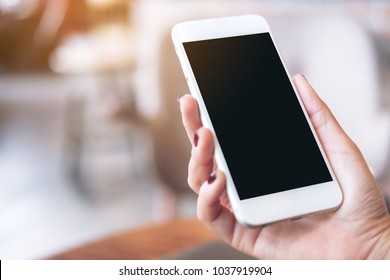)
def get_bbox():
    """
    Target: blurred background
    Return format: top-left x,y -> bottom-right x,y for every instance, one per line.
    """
1,0 -> 390,259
